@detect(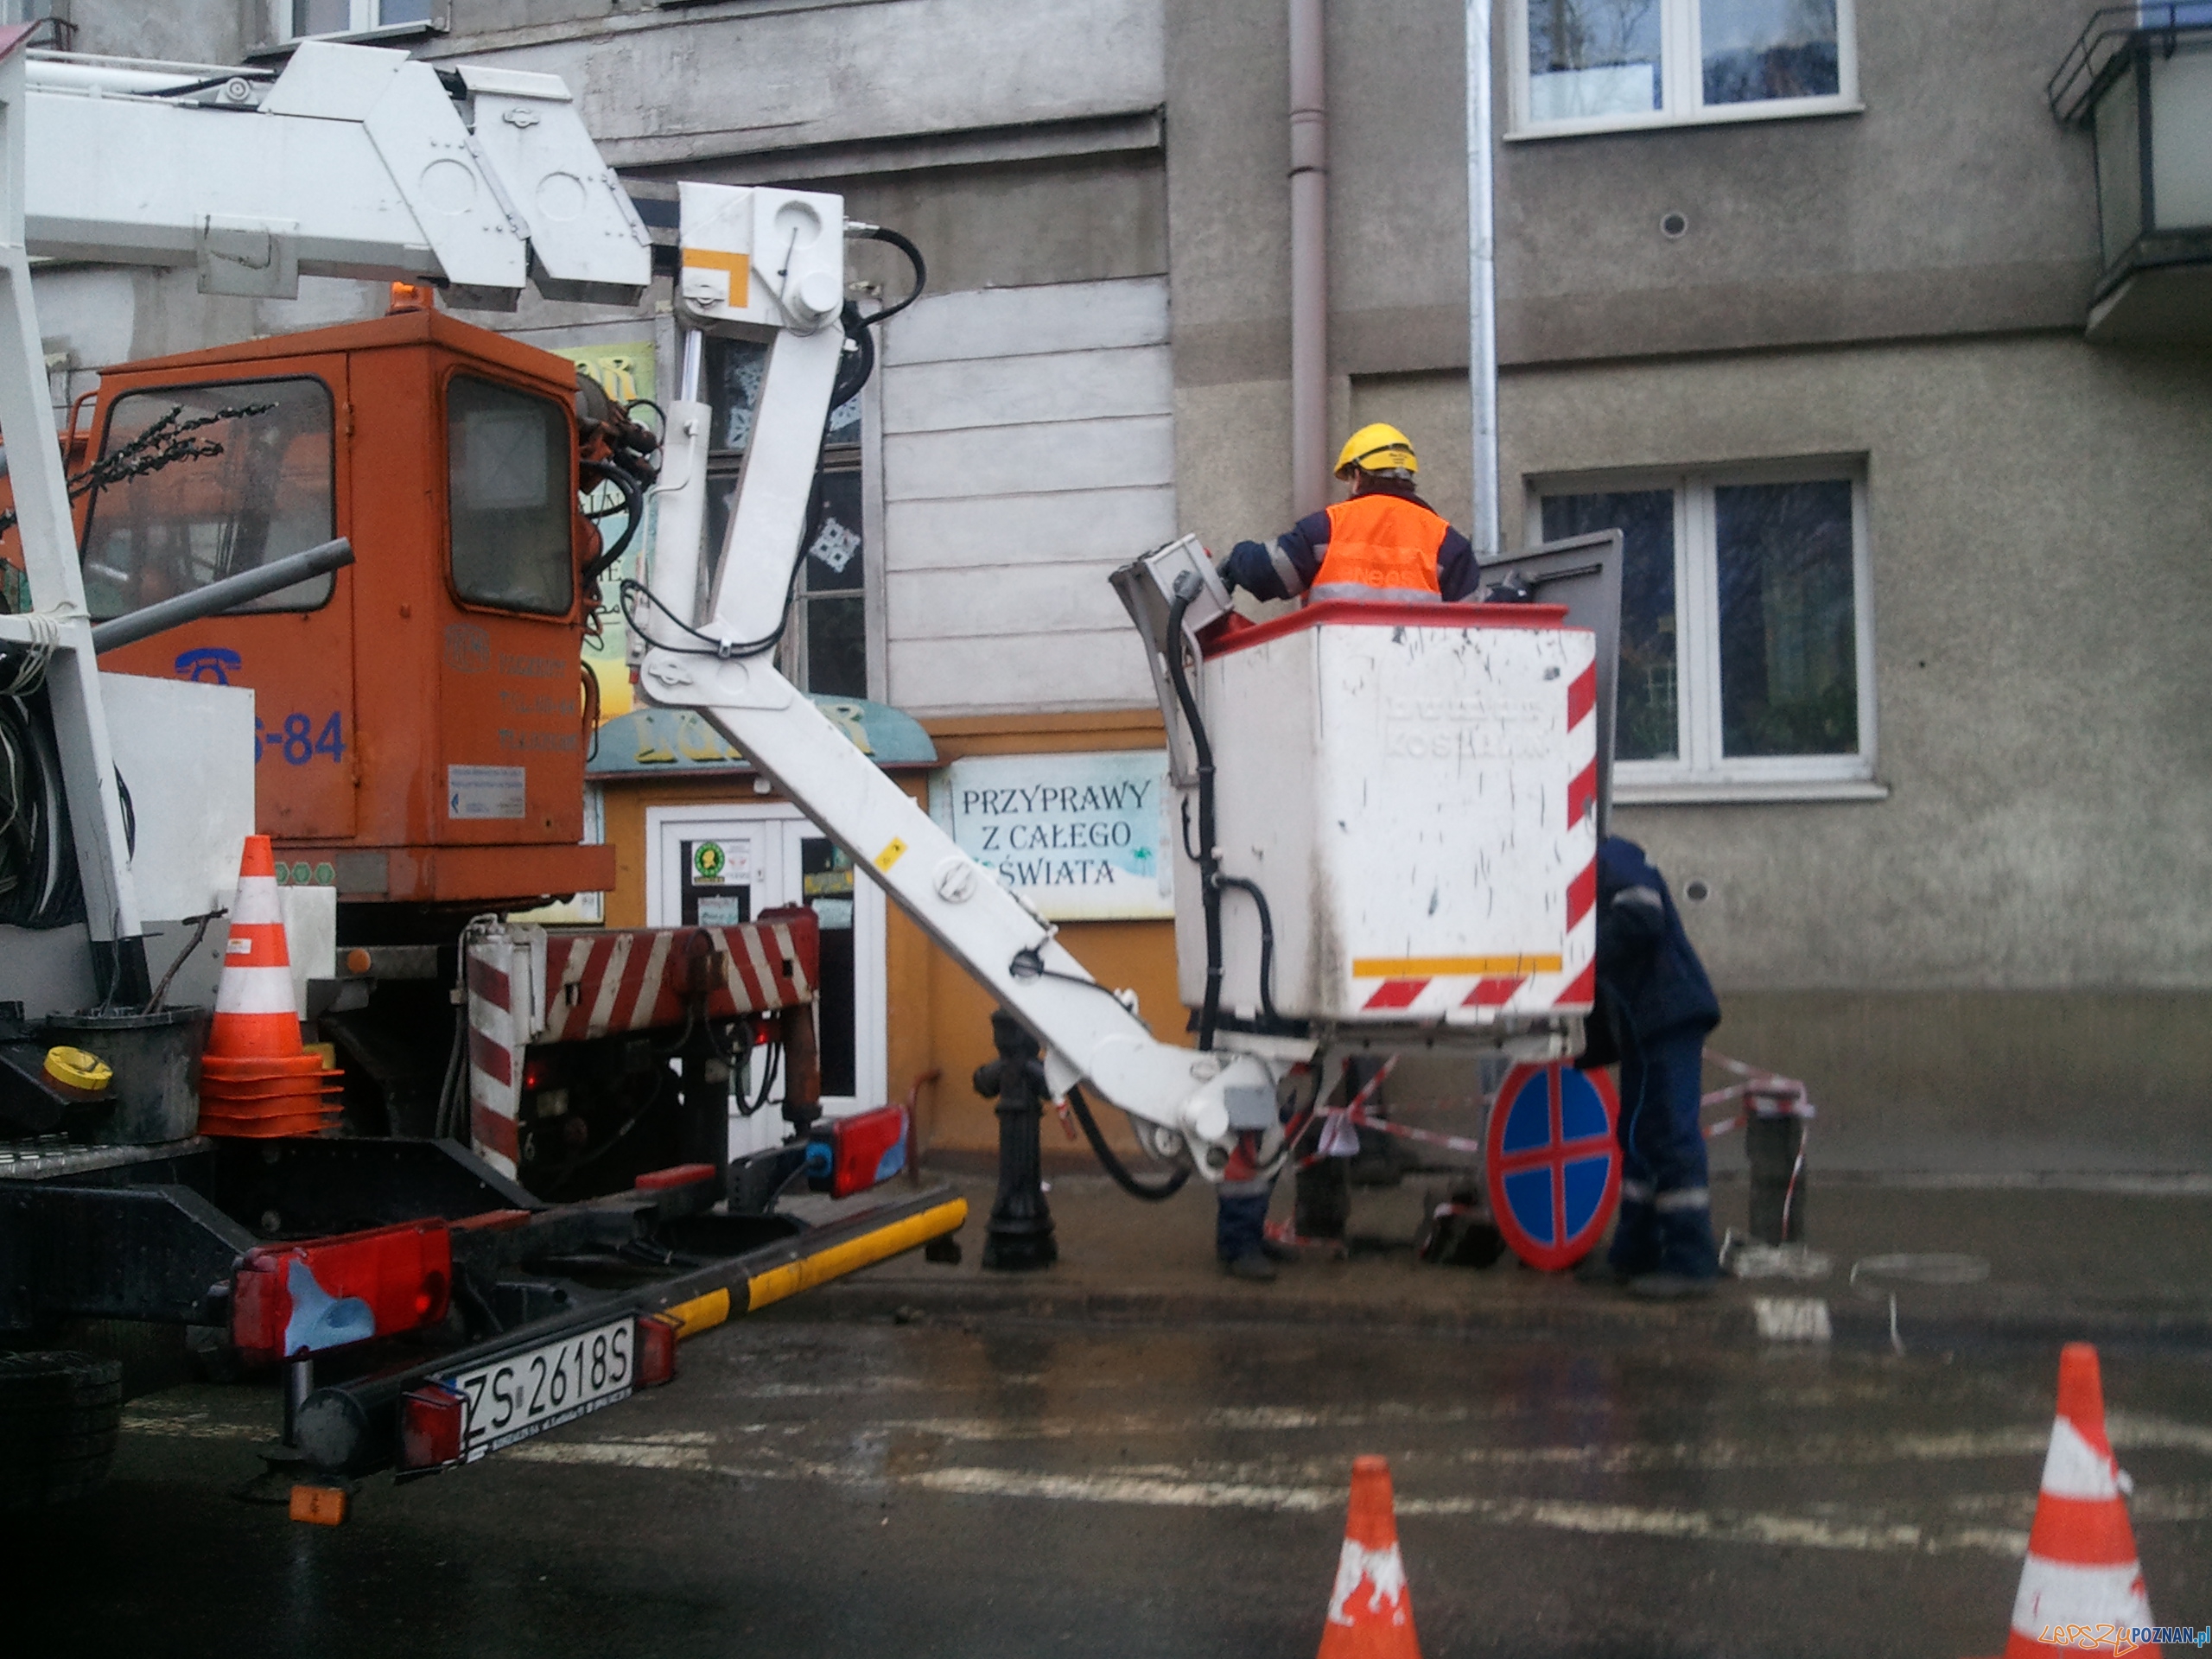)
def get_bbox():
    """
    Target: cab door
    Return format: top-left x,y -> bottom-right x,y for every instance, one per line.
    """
84,363 -> 357,841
